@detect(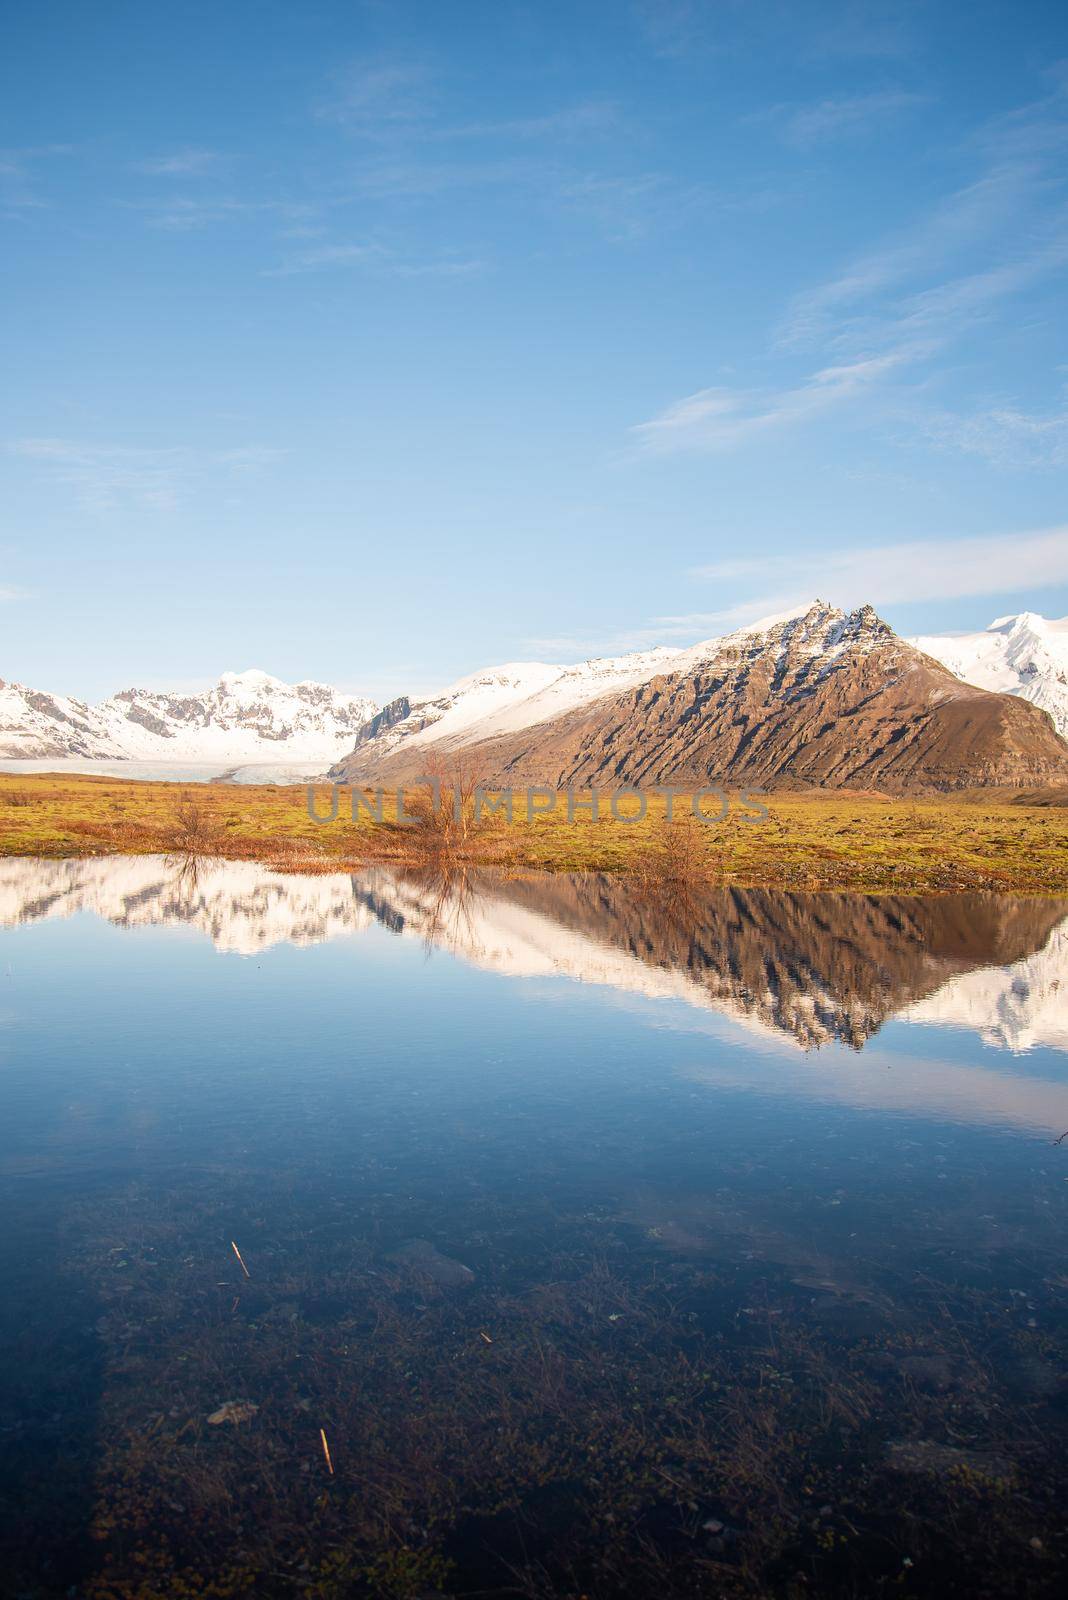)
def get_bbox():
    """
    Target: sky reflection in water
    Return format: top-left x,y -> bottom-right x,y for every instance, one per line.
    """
0,857 -> 1066,1597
